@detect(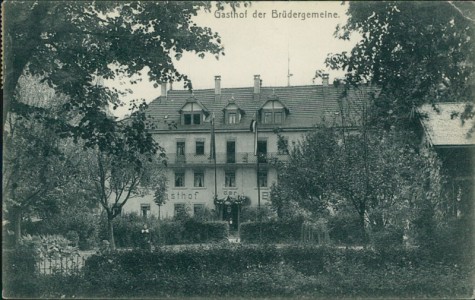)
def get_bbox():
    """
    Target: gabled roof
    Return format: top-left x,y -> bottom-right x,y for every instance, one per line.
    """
145,84 -> 379,131
258,92 -> 291,113
418,103 -> 475,147
178,95 -> 210,115
222,96 -> 245,114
